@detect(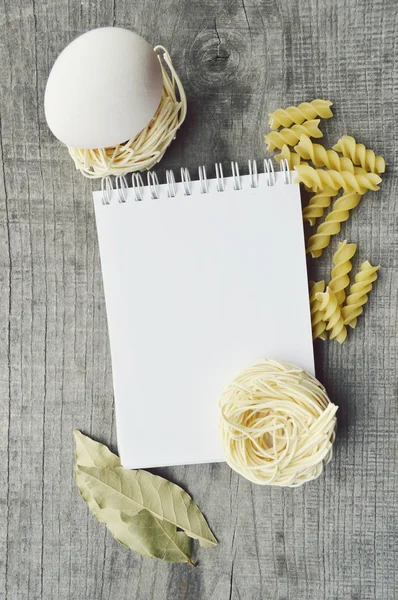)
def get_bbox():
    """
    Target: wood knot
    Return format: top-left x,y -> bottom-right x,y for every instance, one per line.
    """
188,28 -> 241,88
